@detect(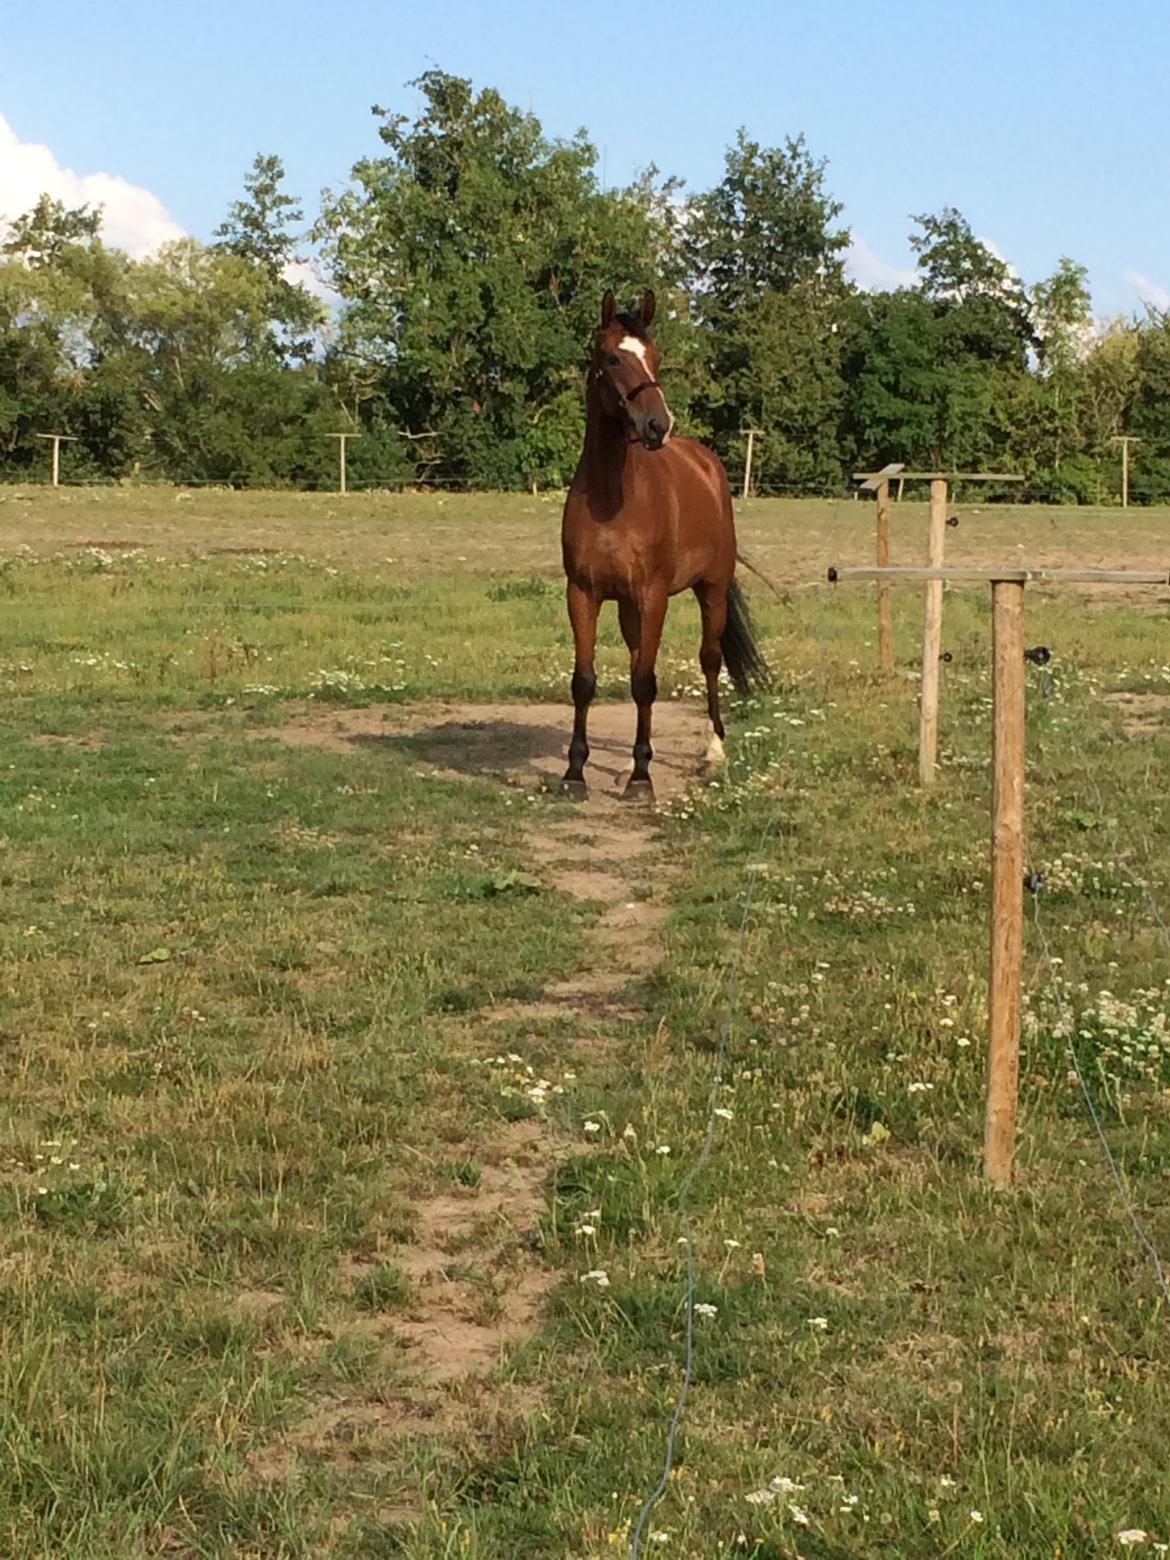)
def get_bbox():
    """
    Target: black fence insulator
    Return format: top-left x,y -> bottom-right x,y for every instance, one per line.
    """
940,650 -> 953,663
947,515 -> 960,528
1024,871 -> 1047,894
1024,646 -> 1052,666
